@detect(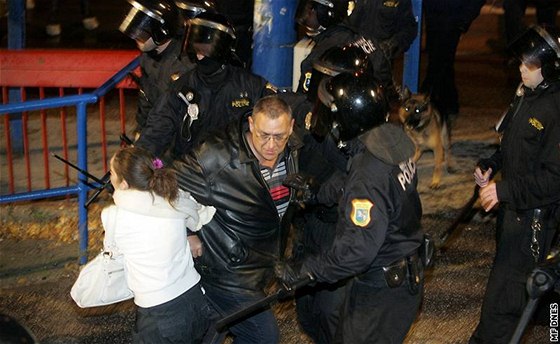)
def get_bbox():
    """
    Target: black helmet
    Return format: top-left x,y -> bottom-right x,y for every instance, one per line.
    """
175,0 -> 215,20
306,43 -> 371,102
509,25 -> 560,80
296,0 -> 350,36
311,71 -> 387,145
182,11 -> 236,64
119,0 -> 181,45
